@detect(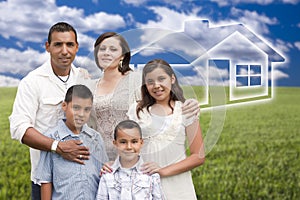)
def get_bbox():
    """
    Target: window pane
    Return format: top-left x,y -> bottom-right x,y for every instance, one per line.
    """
236,77 -> 248,87
236,65 -> 248,75
250,65 -> 261,75
250,76 -> 261,86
